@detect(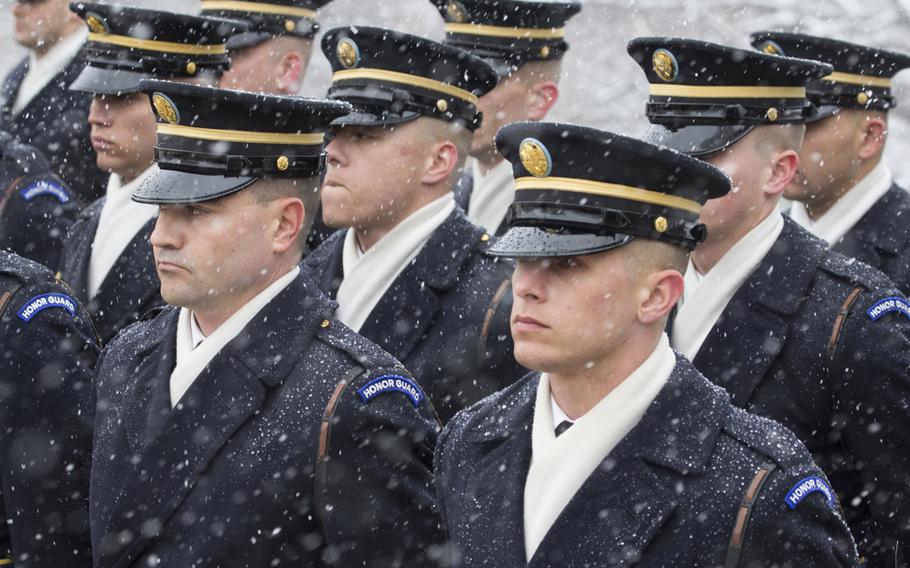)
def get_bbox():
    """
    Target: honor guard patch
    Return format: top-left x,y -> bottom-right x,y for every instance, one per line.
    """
19,180 -> 71,203
867,297 -> 910,322
357,375 -> 425,408
785,476 -> 835,510
17,293 -> 78,323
